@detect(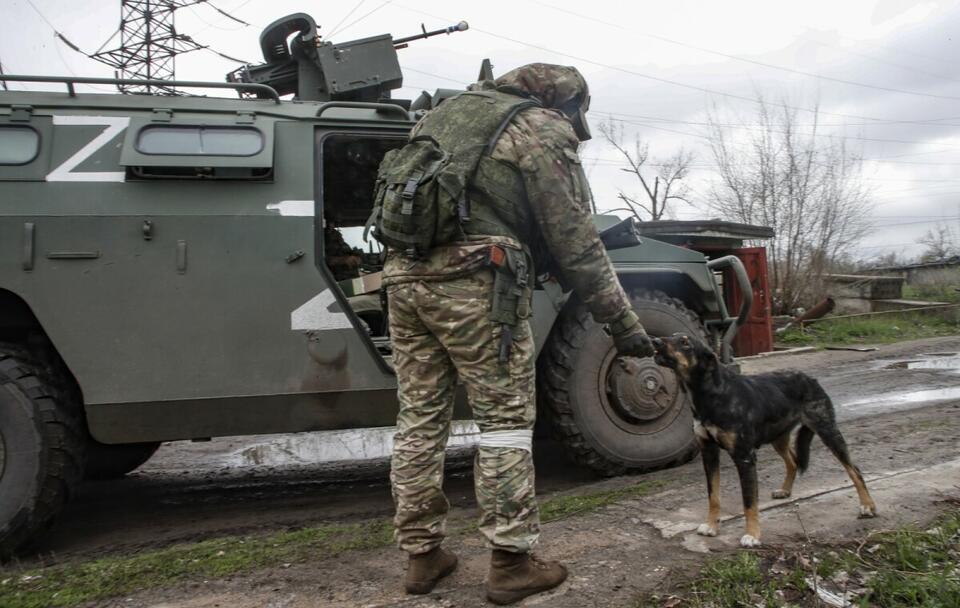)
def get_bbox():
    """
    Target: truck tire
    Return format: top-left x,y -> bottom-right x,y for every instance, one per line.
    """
0,346 -> 84,558
84,440 -> 161,480
540,290 -> 705,476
